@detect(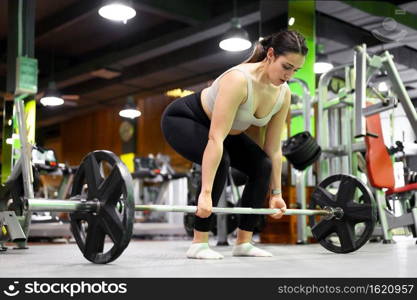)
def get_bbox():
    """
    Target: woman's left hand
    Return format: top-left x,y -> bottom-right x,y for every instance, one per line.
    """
269,194 -> 287,219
